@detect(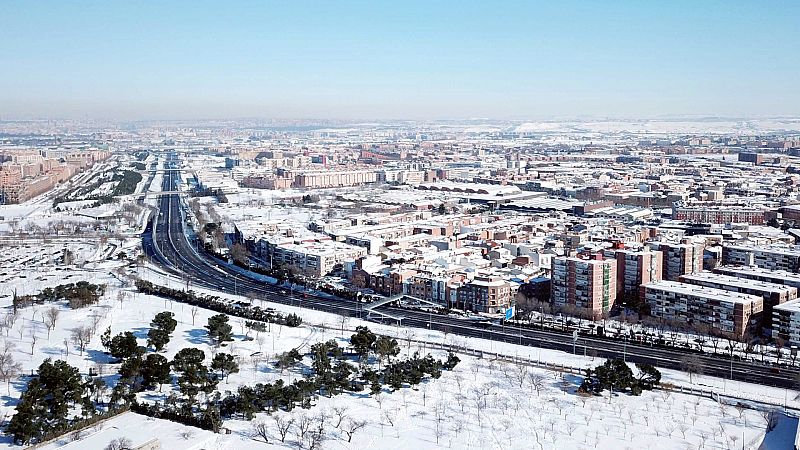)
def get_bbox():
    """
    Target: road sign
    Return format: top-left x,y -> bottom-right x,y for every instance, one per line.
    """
573,330 -> 579,342
505,306 -> 514,320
